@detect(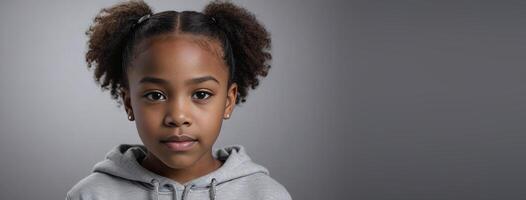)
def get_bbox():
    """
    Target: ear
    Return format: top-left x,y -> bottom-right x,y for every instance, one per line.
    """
120,87 -> 133,114
224,83 -> 238,118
